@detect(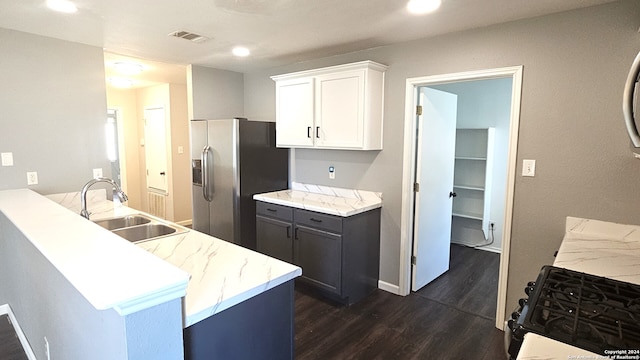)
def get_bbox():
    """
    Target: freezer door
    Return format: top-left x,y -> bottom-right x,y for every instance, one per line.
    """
206,119 -> 239,243
191,120 -> 210,233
